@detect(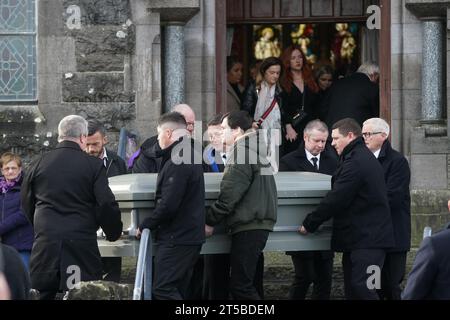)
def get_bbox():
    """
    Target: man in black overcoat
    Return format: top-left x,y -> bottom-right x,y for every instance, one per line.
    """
21,115 -> 123,300
280,120 -> 338,300
324,62 -> 380,129
300,118 -> 394,300
362,118 -> 411,300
